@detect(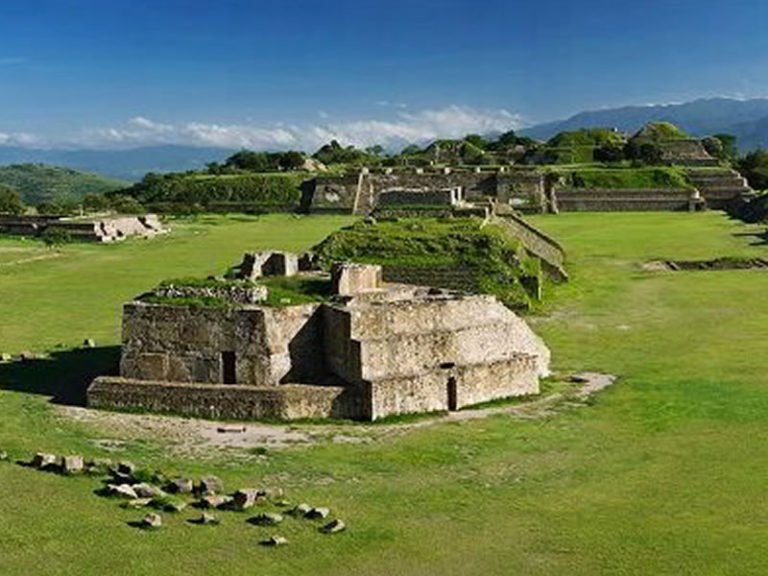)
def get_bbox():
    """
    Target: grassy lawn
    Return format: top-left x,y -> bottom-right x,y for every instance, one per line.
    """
2,212 -> 768,575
